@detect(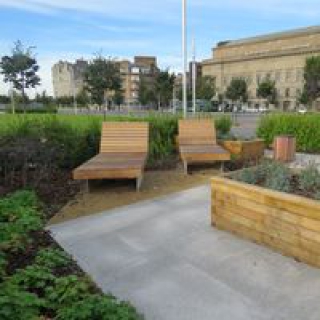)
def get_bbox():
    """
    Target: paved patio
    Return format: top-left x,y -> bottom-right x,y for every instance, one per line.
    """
49,186 -> 320,320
